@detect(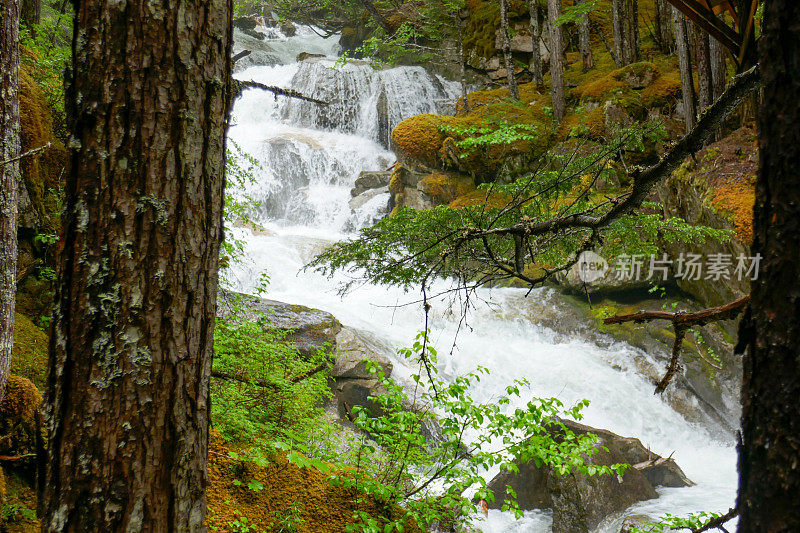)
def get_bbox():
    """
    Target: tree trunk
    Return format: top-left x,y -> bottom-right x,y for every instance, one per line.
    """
41,0 -> 233,530
0,0 -> 20,405
499,0 -> 519,99
611,0 -> 624,65
626,0 -> 639,63
737,1 -> 800,529
529,0 -> 543,85
548,0 -> 565,122
576,0 -> 594,72
457,9 -> 469,113
654,0 -> 673,53
673,7 -> 696,131
693,24 -> 713,112
20,0 -> 39,31
710,35 -> 727,100
612,0 -> 639,65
